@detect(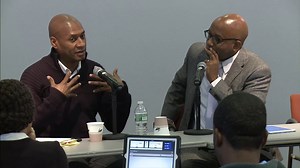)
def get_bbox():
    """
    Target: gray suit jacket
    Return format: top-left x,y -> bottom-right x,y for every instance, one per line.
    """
161,42 -> 271,130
